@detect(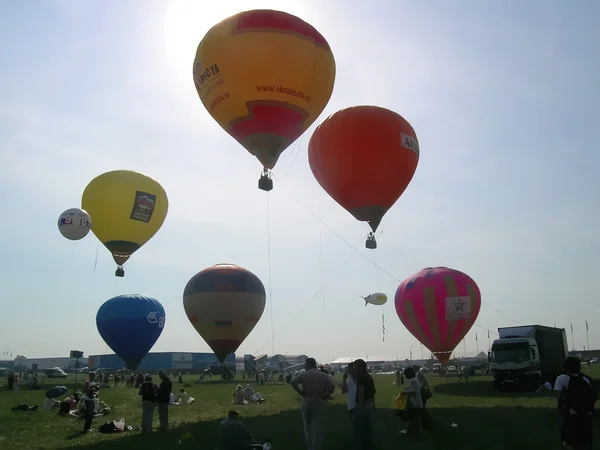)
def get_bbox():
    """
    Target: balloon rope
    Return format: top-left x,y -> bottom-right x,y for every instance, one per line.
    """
319,232 -> 325,310
93,244 -> 99,273
252,238 -> 363,355
271,174 -> 510,339
372,252 -> 384,343
266,192 -> 275,355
